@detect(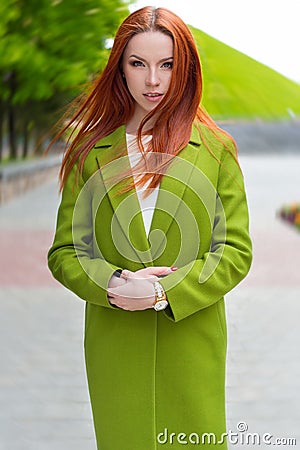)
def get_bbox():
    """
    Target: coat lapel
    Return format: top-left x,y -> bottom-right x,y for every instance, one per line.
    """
93,125 -> 202,265
94,126 -> 152,266
149,128 -> 201,260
